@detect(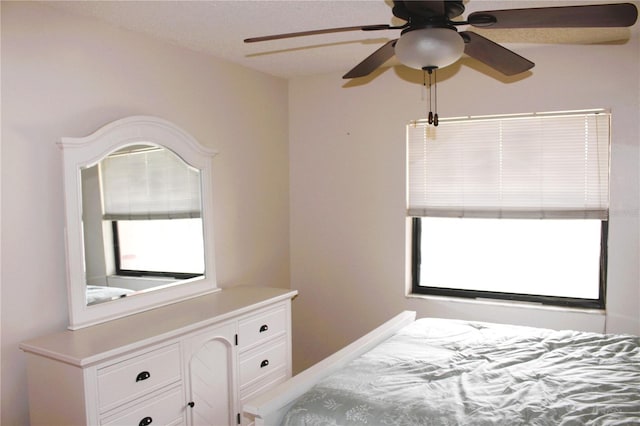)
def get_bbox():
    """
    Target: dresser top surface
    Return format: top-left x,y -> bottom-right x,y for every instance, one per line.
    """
20,286 -> 297,366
